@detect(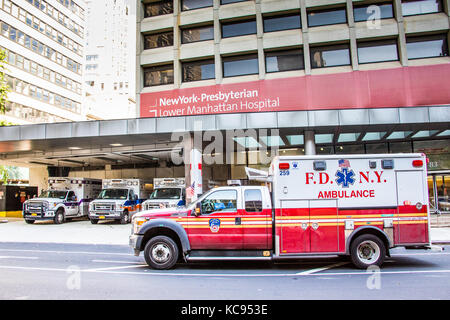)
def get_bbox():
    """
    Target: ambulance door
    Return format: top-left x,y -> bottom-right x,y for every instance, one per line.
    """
279,200 -> 310,254
187,189 -> 243,250
396,171 -> 428,243
241,188 -> 272,249
309,199 -> 339,253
